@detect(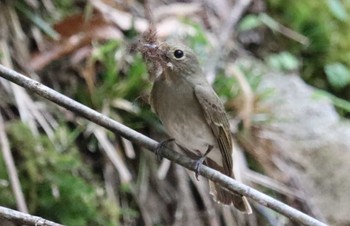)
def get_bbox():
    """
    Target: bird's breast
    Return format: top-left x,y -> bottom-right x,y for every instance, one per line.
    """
151,78 -> 221,163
